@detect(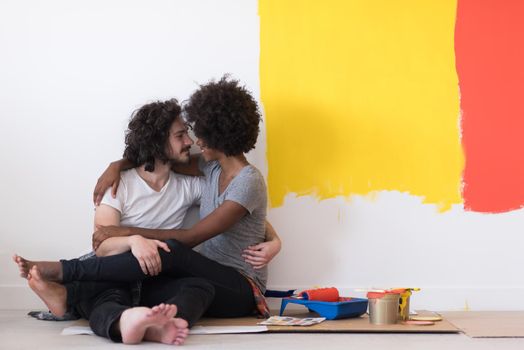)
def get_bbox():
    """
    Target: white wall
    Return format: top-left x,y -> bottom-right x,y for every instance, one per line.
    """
268,194 -> 524,311
1,0 -> 523,311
